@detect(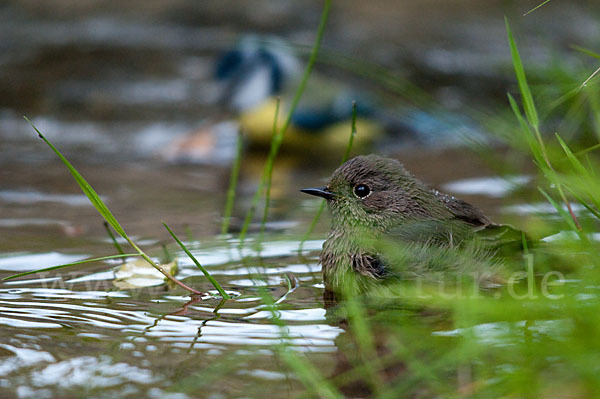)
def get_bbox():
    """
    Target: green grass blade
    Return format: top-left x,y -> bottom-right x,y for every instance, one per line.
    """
299,101 -> 358,250
521,231 -> 529,255
103,222 -> 125,255
238,0 -> 331,246
578,65 -> 600,91
3,253 -> 138,280
565,185 -> 600,220
342,101 -> 358,163
538,187 -> 578,231
279,350 -> 343,399
298,201 -> 326,252
257,288 -> 342,399
504,28 -> 582,231
25,117 -> 127,238
505,18 -> 539,128
163,223 -> 230,299
555,133 -> 589,176
220,130 -> 244,235
574,143 -> 600,157
523,0 -> 553,16
161,243 -> 173,263
571,45 -> 600,60
259,97 -> 281,240
344,296 -> 385,394
507,93 -> 542,162
26,118 -> 203,295
554,133 -> 600,213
